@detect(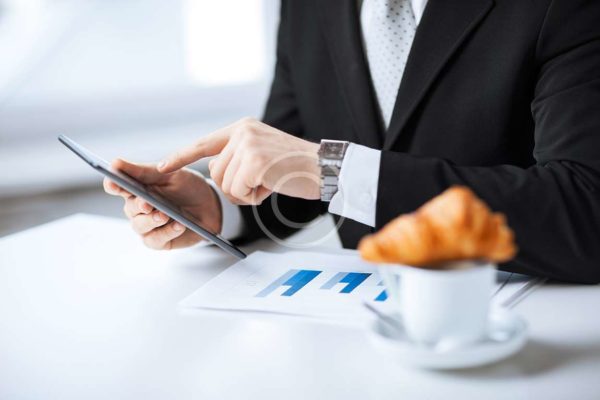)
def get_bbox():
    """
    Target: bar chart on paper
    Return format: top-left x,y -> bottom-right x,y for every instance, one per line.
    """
179,251 -> 389,320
